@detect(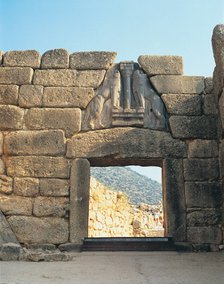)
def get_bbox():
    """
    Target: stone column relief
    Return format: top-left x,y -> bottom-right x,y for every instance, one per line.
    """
82,62 -> 167,130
